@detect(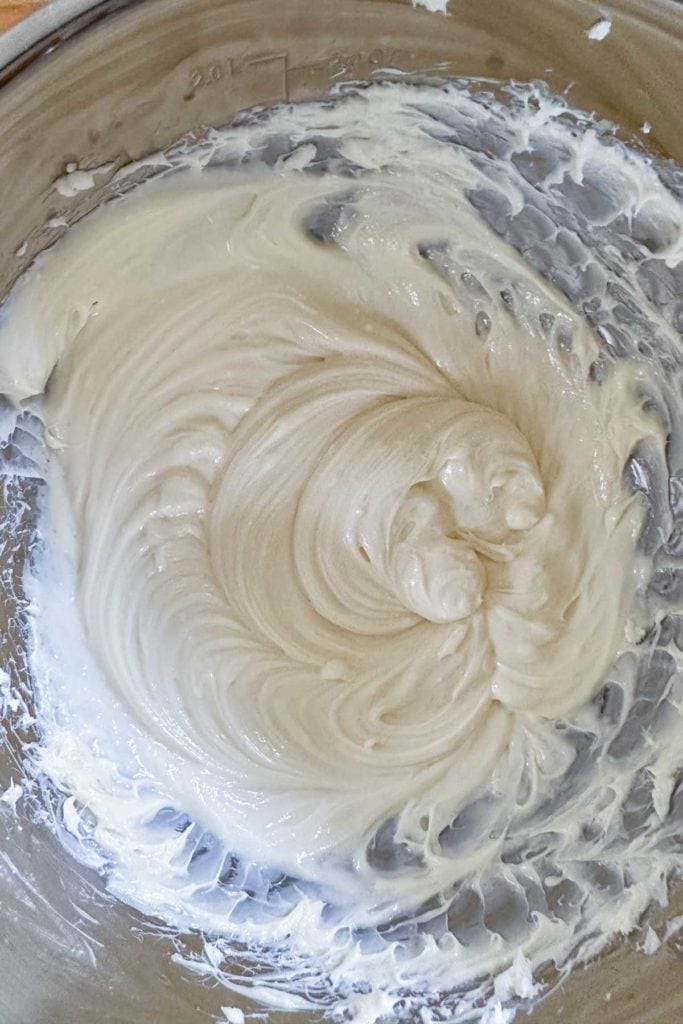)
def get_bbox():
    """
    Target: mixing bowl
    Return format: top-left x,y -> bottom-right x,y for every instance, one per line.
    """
0,2 -> 681,1022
